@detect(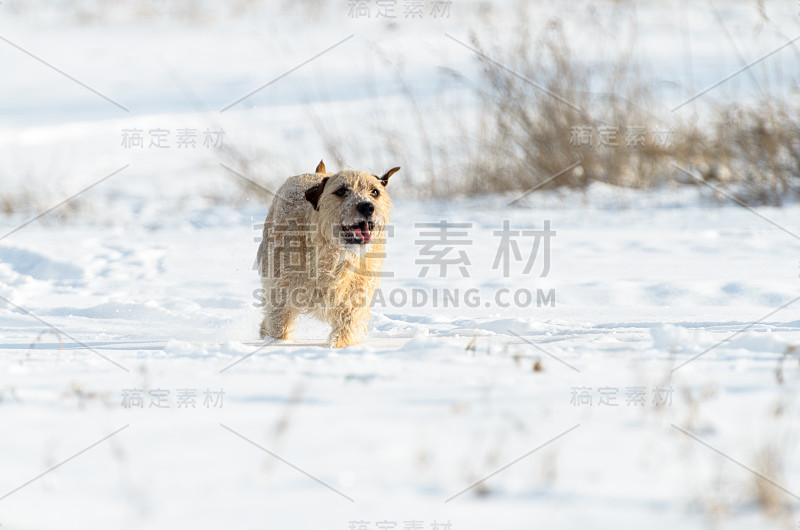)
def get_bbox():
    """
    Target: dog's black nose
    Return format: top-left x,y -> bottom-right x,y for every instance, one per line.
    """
357,202 -> 375,217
